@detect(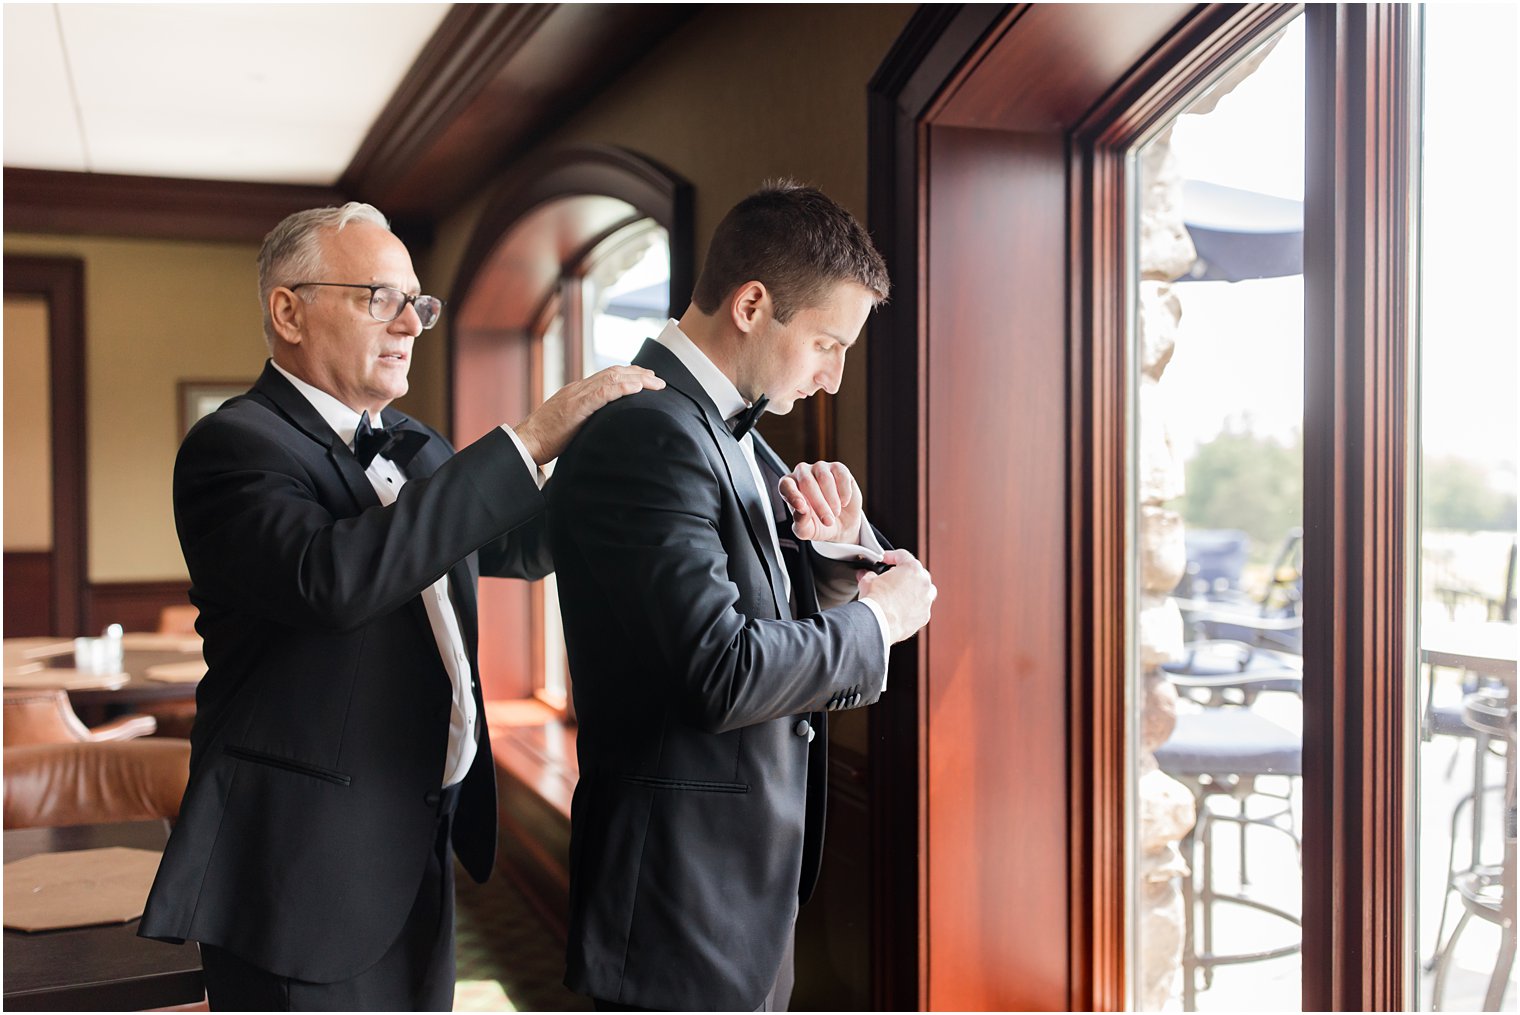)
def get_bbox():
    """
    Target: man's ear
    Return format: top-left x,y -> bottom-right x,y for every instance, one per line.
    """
729,281 -> 769,335
269,287 -> 305,348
